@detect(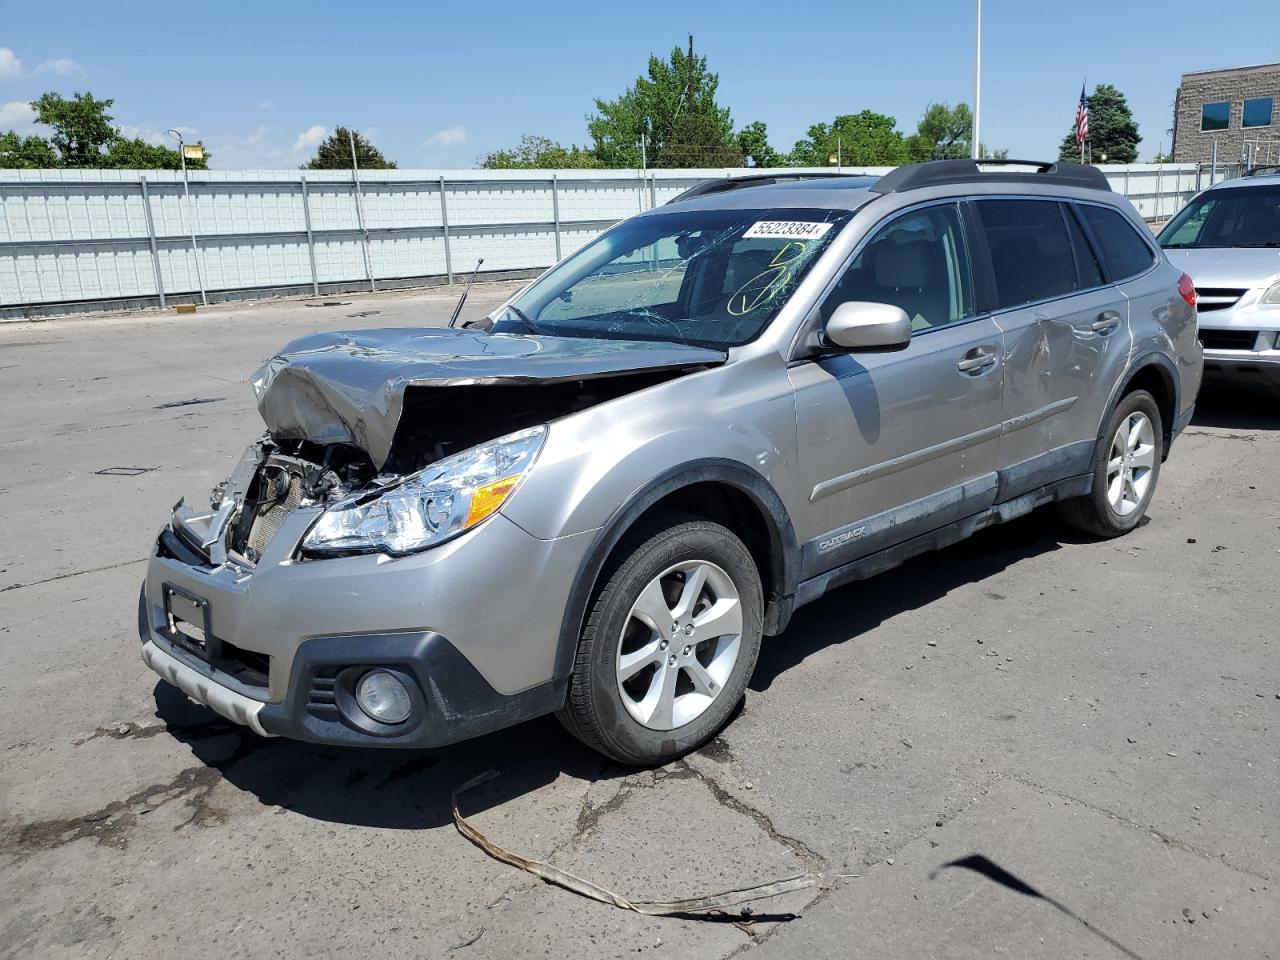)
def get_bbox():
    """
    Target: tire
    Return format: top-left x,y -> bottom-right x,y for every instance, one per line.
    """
1058,389 -> 1163,538
557,514 -> 763,766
